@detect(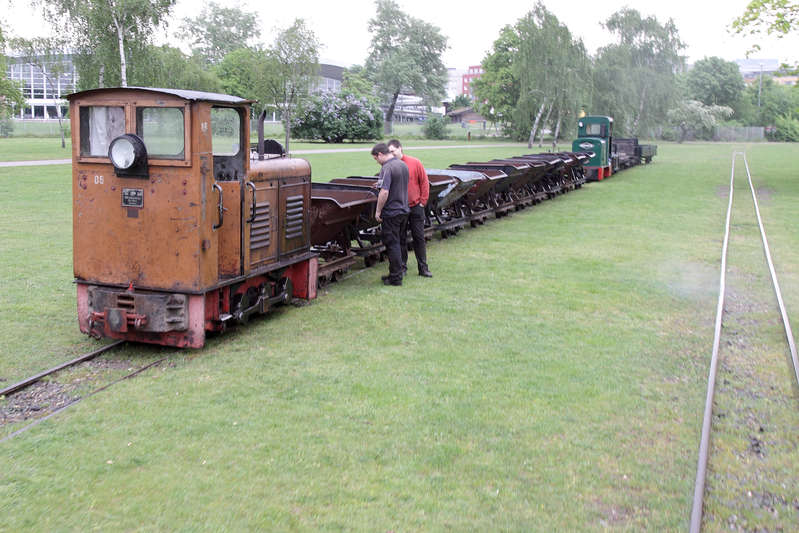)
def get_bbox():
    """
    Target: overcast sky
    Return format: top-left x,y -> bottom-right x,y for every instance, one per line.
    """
3,0 -> 797,68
